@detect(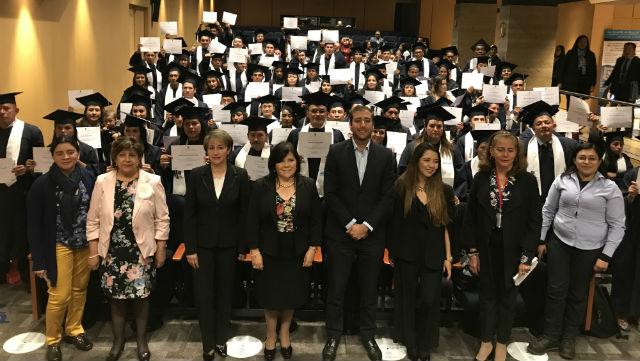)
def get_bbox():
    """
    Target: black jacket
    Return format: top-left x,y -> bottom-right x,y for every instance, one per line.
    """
604,56 -> 640,102
246,175 -> 322,256
560,48 -> 597,92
